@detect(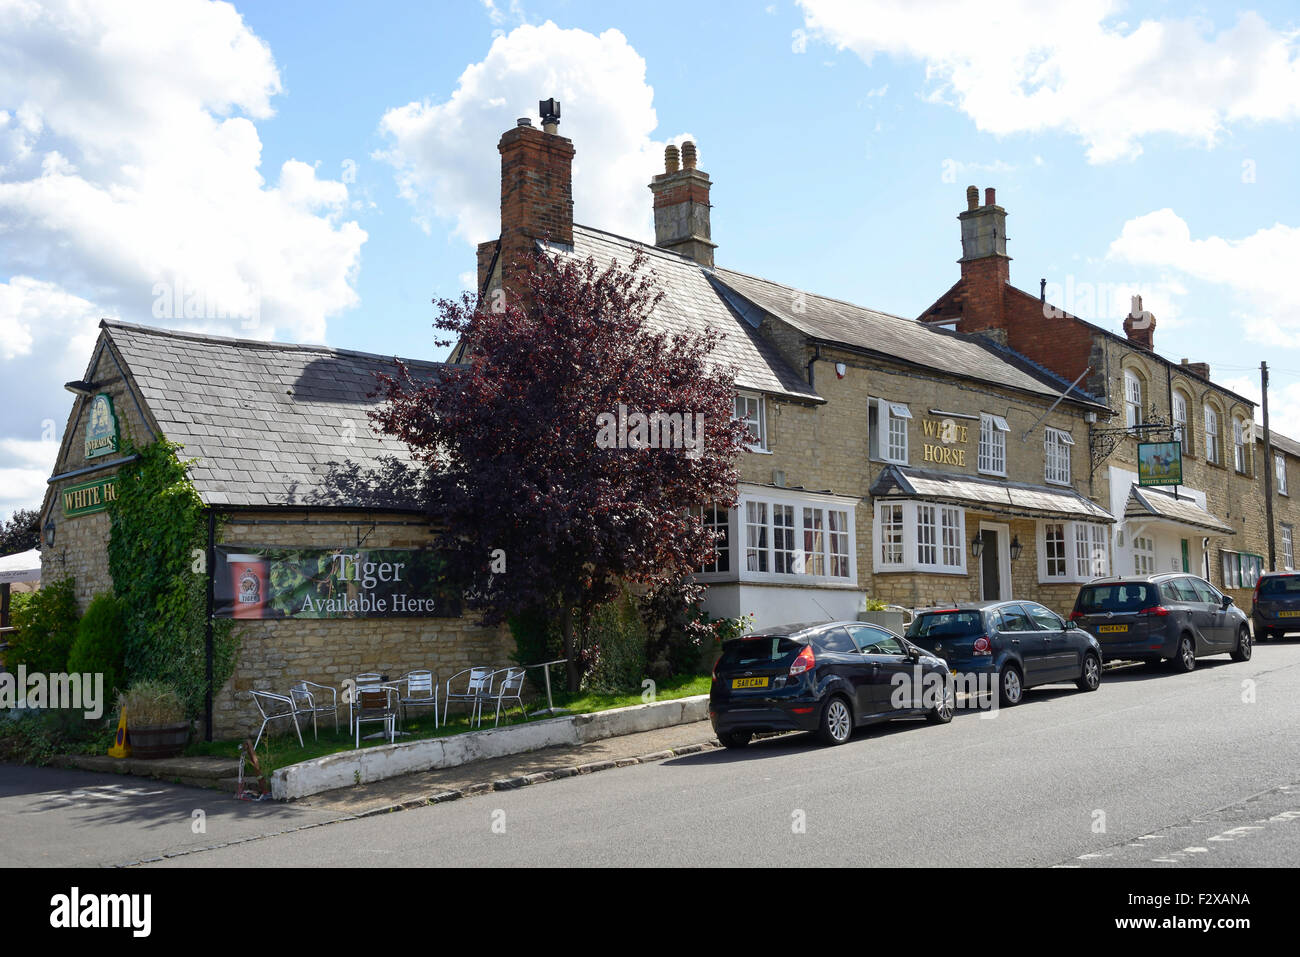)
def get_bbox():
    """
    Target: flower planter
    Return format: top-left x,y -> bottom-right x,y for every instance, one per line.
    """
129,722 -> 190,759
